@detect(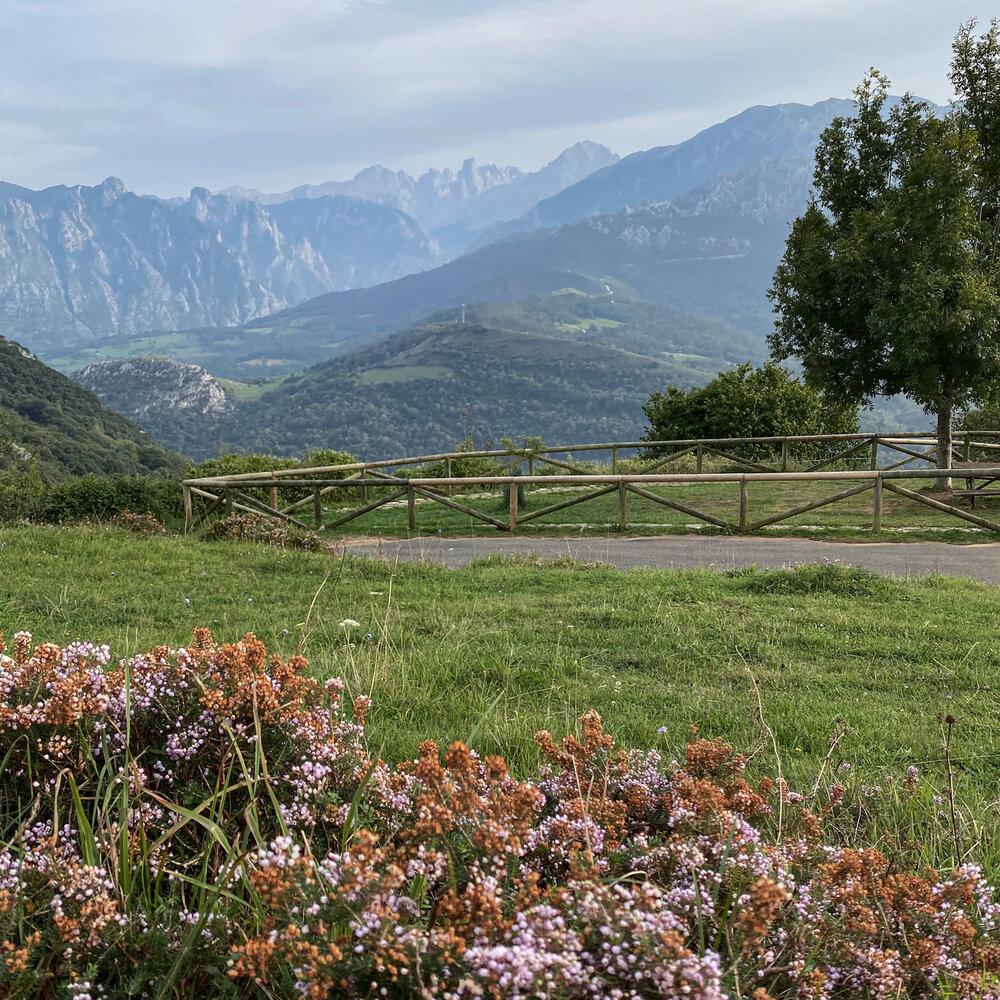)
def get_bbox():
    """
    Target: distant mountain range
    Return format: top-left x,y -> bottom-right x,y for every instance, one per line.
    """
0,178 -> 442,350
0,141 -> 623,353
480,100 -> 855,242
221,141 -> 620,255
5,97 -> 945,365
50,157 -> 797,379
1,94 -> 944,460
